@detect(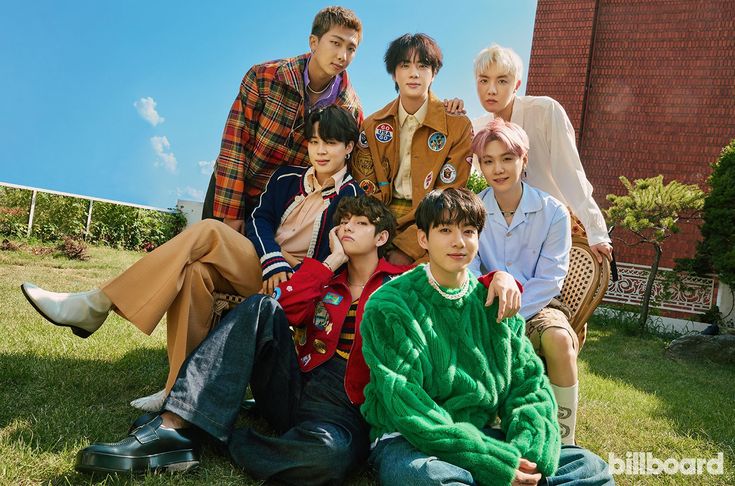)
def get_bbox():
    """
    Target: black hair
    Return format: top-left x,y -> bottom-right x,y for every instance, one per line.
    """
384,33 -> 443,91
304,105 -> 360,148
333,195 -> 397,258
415,188 -> 486,236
